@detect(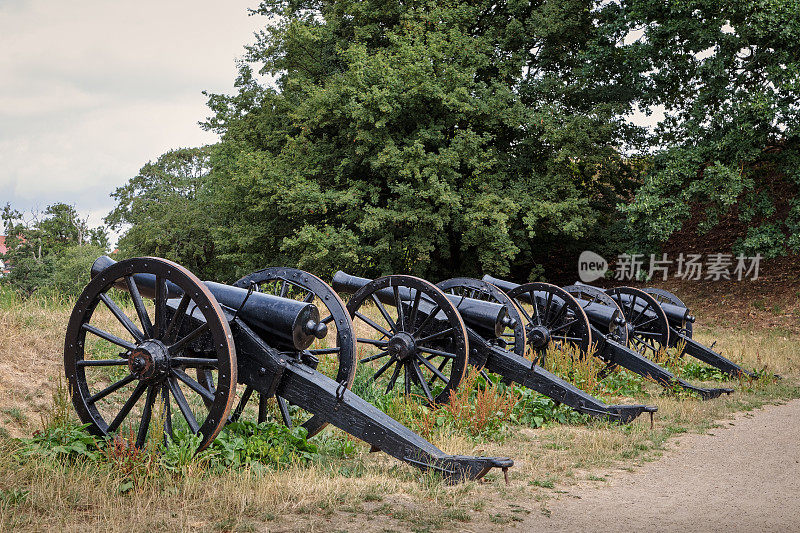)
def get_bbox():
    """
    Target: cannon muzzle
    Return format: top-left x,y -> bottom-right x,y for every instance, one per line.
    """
333,271 -> 508,337
91,256 -> 325,350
